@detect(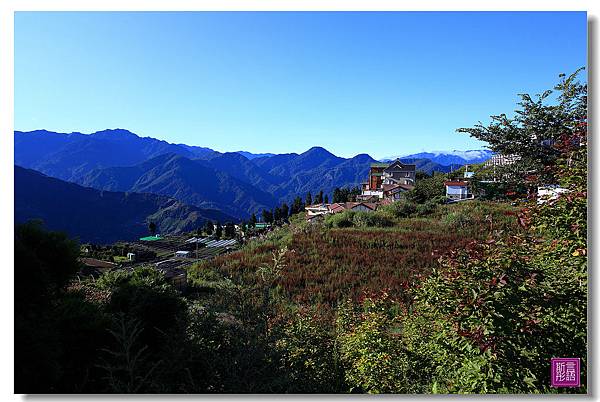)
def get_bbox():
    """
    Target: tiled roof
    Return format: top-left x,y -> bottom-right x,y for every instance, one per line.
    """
330,204 -> 347,213
444,181 -> 469,186
382,183 -> 400,191
346,202 -> 377,210
382,183 -> 414,192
